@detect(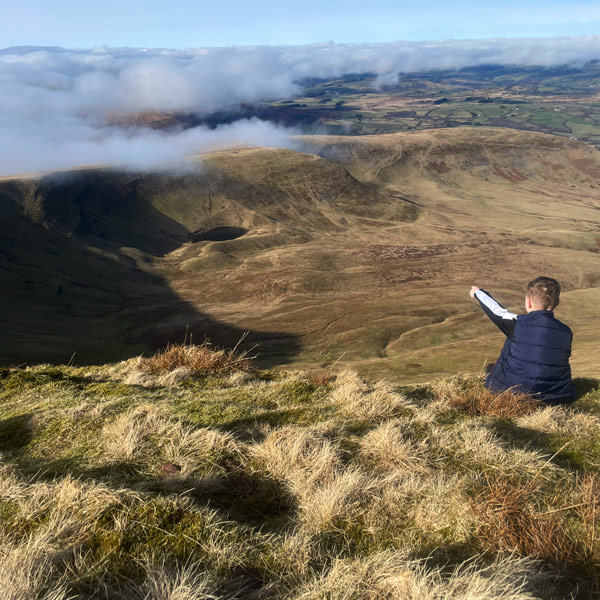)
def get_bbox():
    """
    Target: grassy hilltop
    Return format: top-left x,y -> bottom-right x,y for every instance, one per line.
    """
1,348 -> 599,598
